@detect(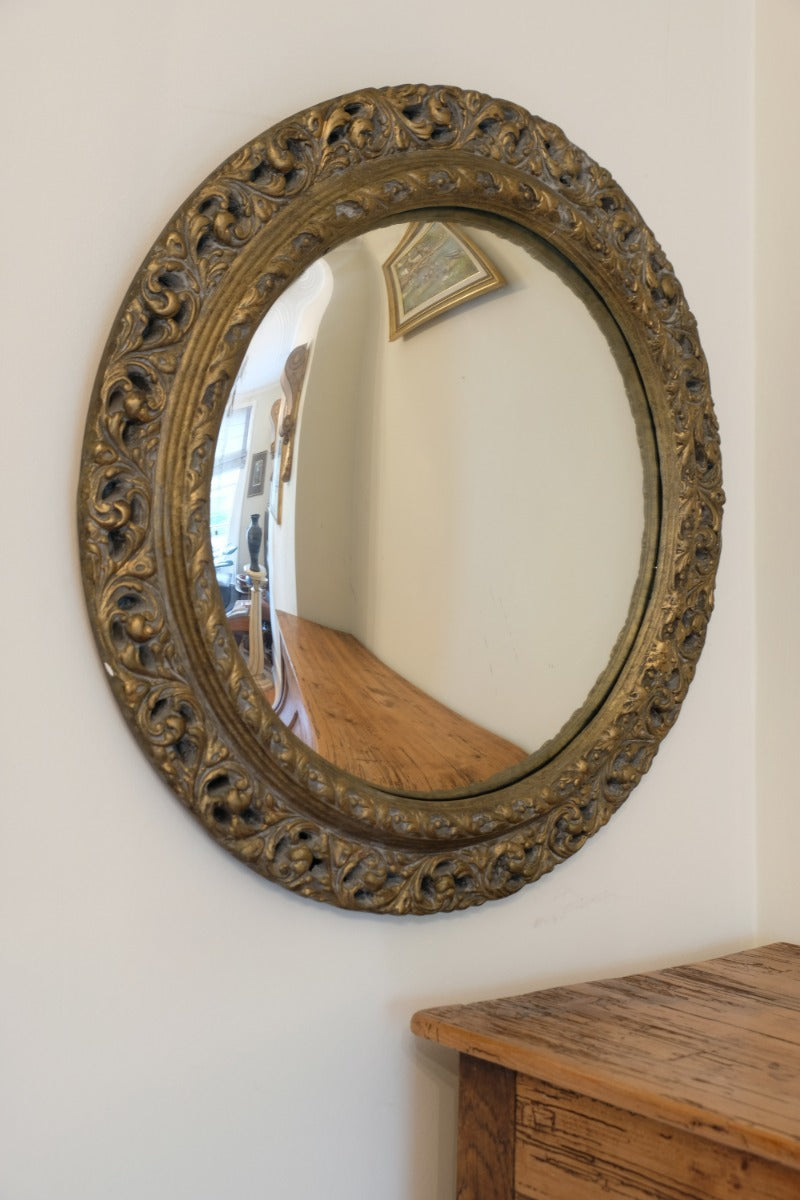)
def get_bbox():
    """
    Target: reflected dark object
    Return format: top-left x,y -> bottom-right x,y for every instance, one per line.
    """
247,514 -> 263,573
214,542 -> 238,612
